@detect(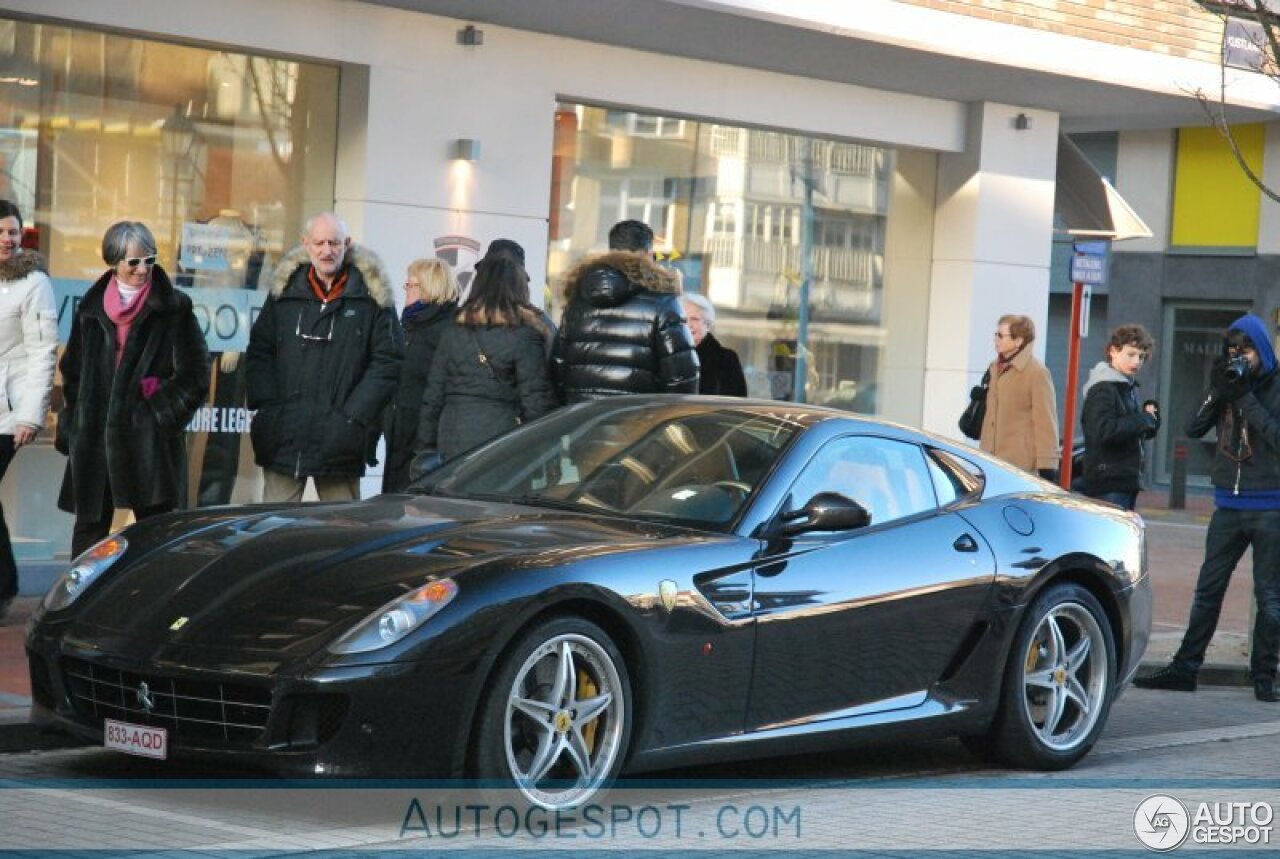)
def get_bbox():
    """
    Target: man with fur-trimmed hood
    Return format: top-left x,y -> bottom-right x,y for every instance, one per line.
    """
552,219 -> 698,403
246,212 -> 403,502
